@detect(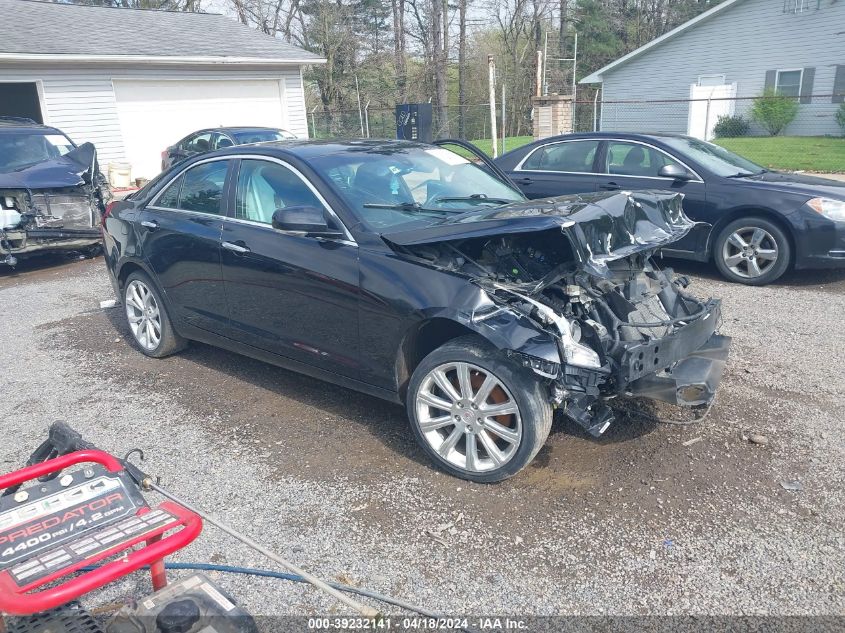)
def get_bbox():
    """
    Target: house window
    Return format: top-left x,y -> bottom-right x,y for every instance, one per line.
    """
698,74 -> 726,87
775,70 -> 802,97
